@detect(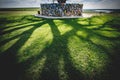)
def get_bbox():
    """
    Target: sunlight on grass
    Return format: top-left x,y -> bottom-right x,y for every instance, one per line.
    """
90,35 -> 117,51
25,56 -> 47,80
91,15 -> 113,25
96,30 -> 120,38
57,24 -> 73,35
76,31 -> 88,39
0,11 -> 37,17
17,24 -> 53,62
3,22 -> 40,31
0,38 -> 19,53
101,26 -> 117,31
0,25 -> 33,42
68,36 -> 109,76
6,22 -> 22,27
85,25 -> 101,29
77,18 -> 88,25
0,11 -> 120,80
